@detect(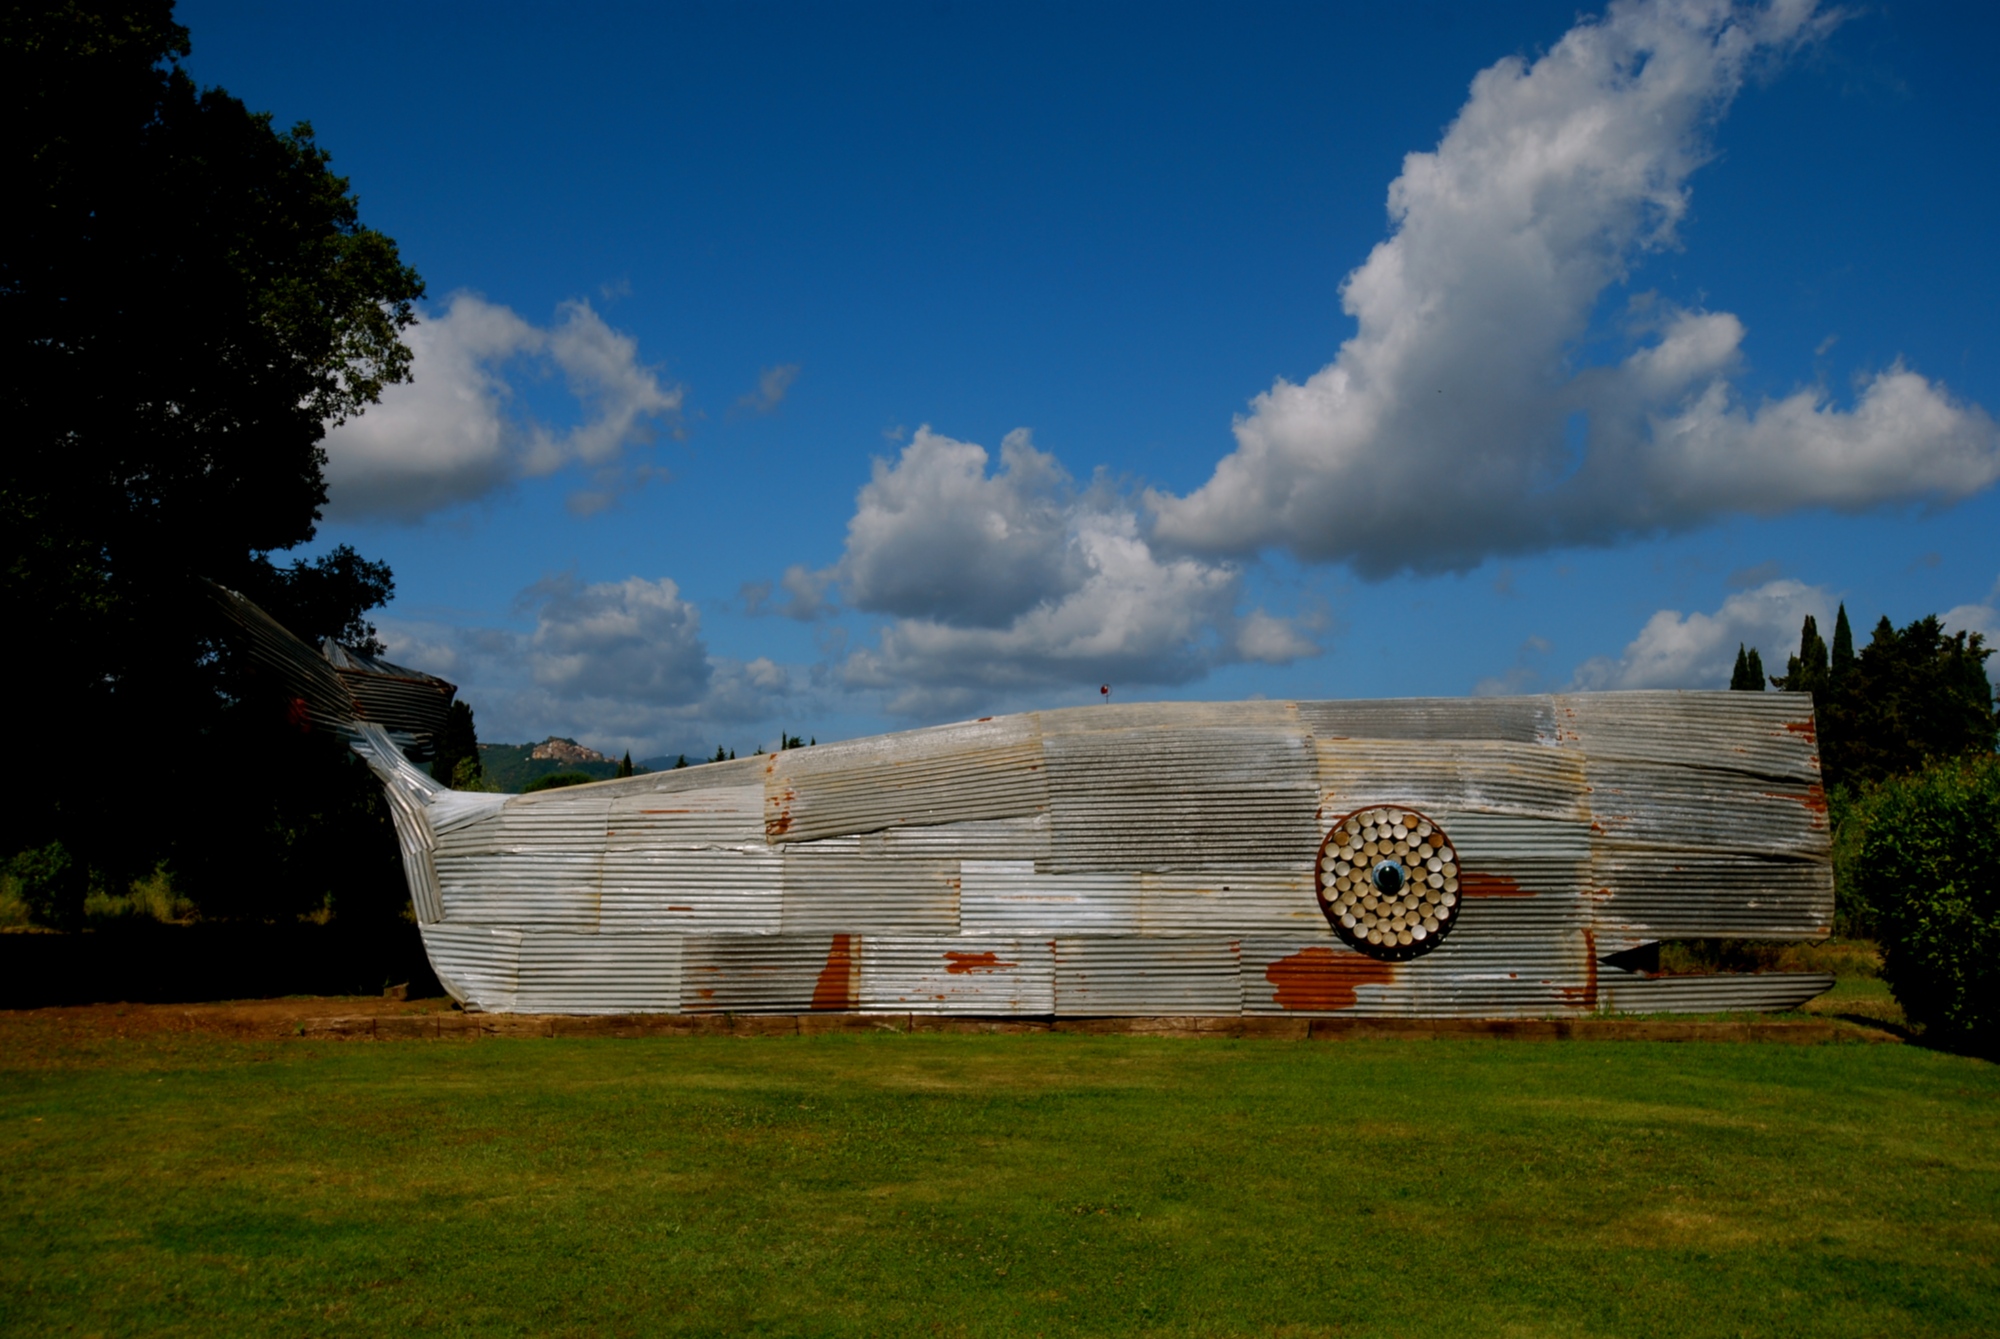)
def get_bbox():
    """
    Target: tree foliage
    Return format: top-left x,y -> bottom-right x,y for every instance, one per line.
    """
1,2 -> 421,922
1848,755 -> 2000,1050
432,701 -> 484,789
1764,606 -> 1995,791
1729,644 -> 1765,691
